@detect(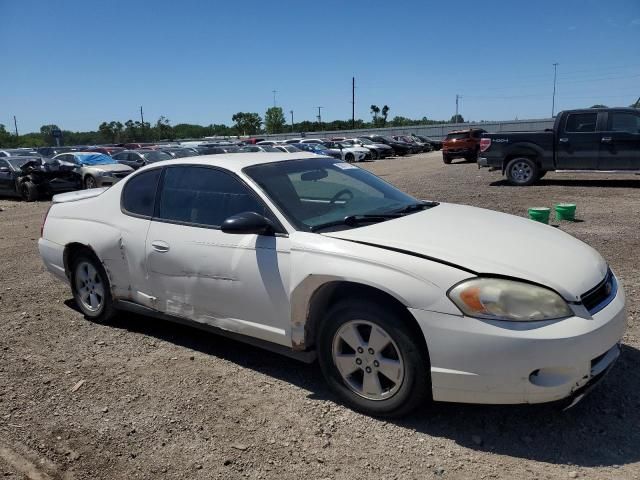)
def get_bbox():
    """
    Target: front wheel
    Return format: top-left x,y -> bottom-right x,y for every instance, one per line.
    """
21,181 -> 39,202
84,175 -> 97,189
443,154 -> 452,164
70,253 -> 116,322
344,153 -> 355,163
370,149 -> 379,160
317,300 -> 430,417
505,157 -> 540,186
